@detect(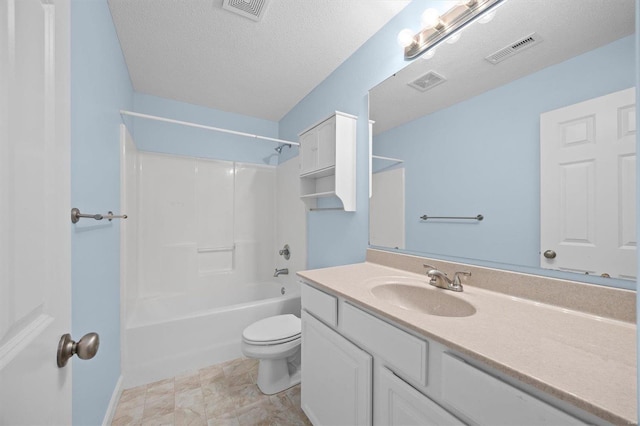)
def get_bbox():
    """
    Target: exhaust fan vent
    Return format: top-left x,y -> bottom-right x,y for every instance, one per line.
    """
408,71 -> 446,92
222,0 -> 269,22
485,33 -> 543,64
